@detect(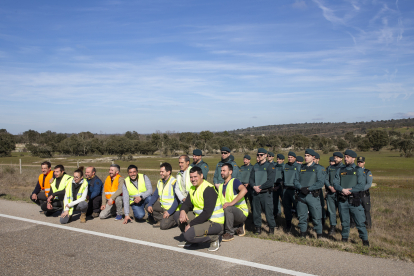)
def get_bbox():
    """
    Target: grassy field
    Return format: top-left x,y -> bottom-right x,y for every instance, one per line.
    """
1,149 -> 413,261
